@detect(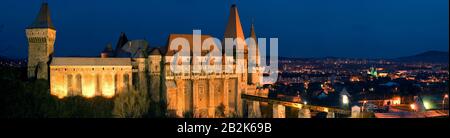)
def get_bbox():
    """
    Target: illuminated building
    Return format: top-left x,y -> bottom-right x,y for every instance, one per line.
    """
50,58 -> 132,99
25,3 -> 55,80
27,3 -> 264,118
368,67 -> 378,77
